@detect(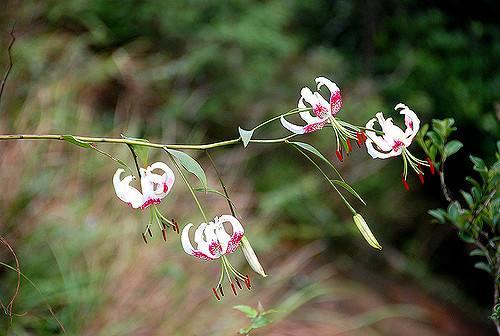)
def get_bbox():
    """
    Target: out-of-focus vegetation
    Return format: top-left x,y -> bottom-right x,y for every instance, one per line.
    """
0,0 -> 498,335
